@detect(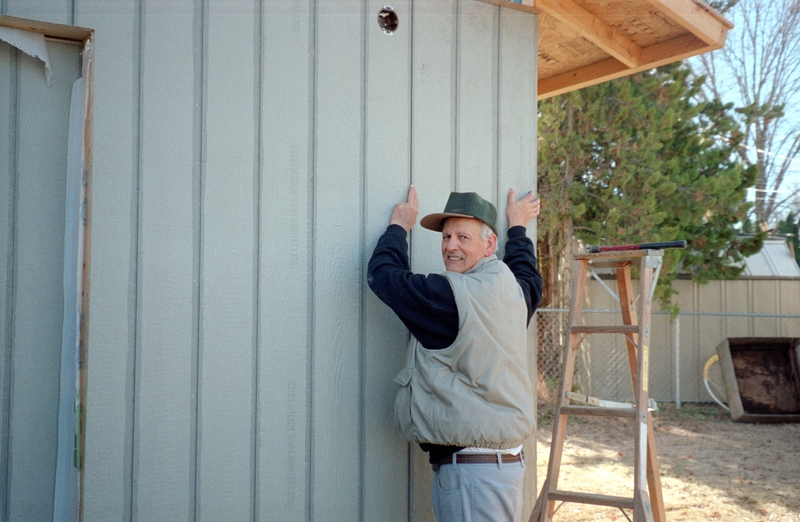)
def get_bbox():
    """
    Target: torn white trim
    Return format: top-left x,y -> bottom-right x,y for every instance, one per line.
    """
0,26 -> 52,86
